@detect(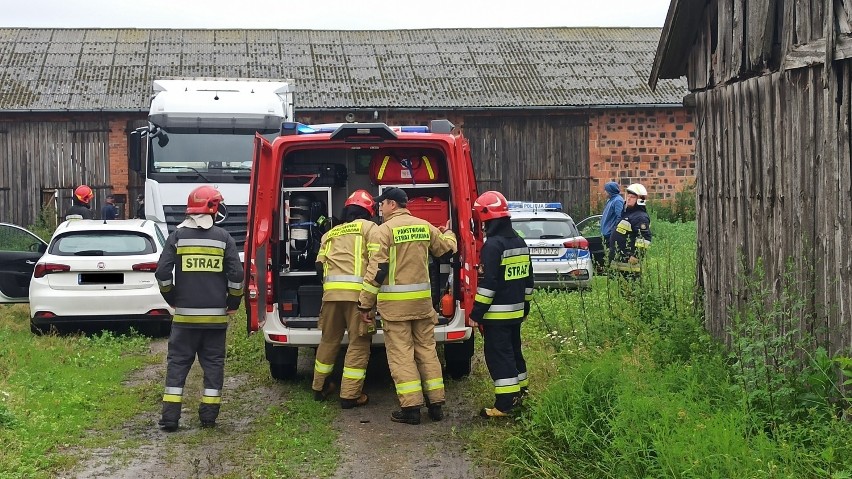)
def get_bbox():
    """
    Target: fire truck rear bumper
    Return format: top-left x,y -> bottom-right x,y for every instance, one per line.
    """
262,309 -> 471,347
